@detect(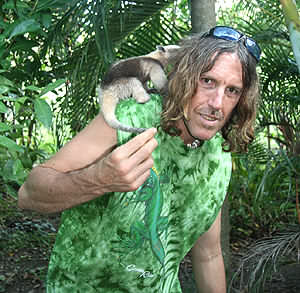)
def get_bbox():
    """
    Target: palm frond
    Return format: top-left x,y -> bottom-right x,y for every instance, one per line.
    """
229,225 -> 300,293
221,3 -> 300,290
45,0 -> 187,138
233,135 -> 271,165
47,0 -> 178,65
